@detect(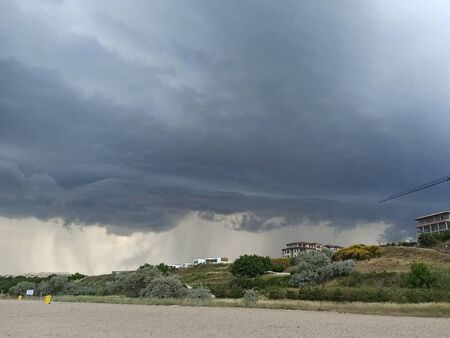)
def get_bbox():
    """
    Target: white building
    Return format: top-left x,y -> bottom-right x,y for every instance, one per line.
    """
416,211 -> 450,237
170,257 -> 229,269
281,241 -> 342,258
